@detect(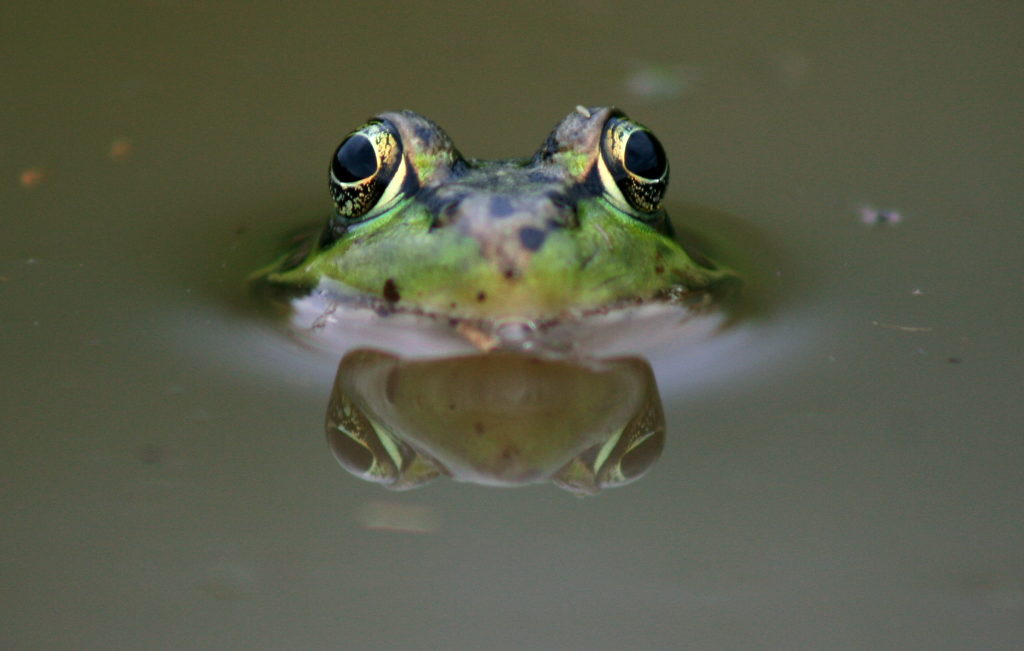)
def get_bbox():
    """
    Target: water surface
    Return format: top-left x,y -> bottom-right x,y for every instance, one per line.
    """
2,2 -> 1022,648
